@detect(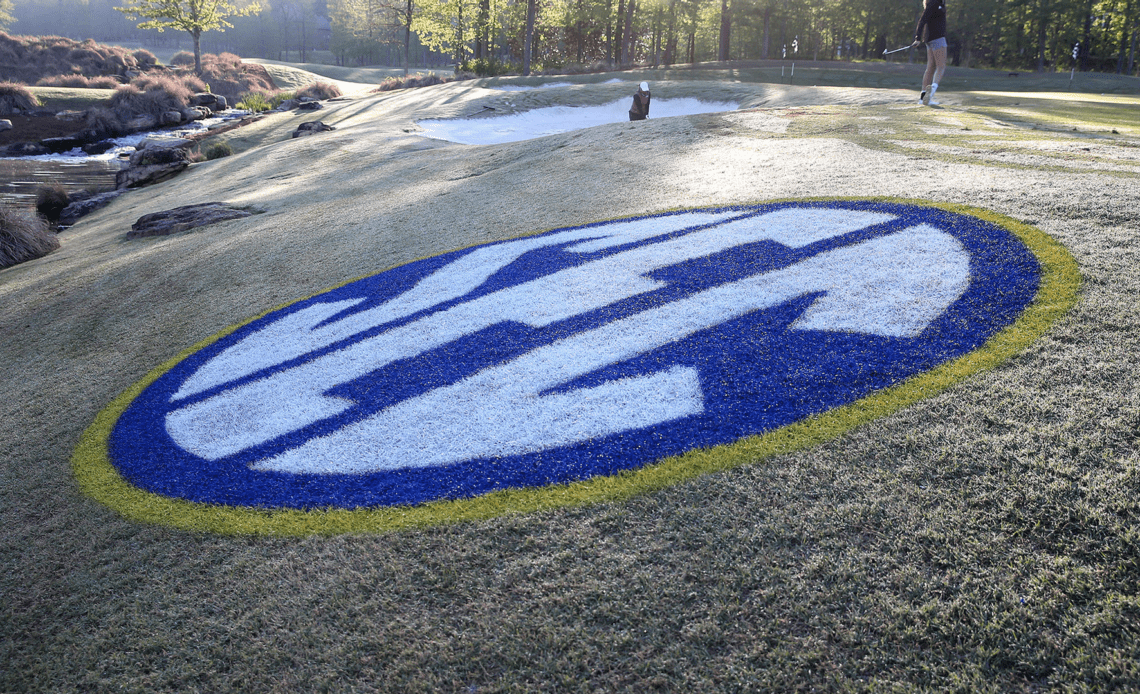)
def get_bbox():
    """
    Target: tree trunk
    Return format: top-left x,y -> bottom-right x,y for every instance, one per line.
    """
663,0 -> 677,65
1131,22 -> 1139,74
404,0 -> 412,76
718,0 -> 730,61
621,0 -> 635,66
762,6 -> 771,58
1117,0 -> 1135,72
1080,0 -> 1095,71
605,0 -> 613,64
192,30 -> 202,74
615,0 -> 625,64
523,0 -> 536,75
